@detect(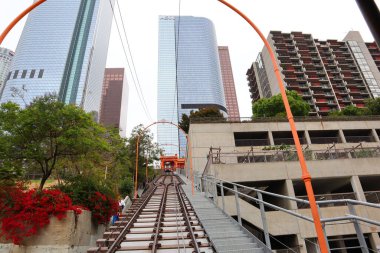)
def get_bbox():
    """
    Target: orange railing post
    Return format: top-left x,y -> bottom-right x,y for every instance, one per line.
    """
217,1 -> 329,252
0,0 -> 47,45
